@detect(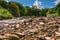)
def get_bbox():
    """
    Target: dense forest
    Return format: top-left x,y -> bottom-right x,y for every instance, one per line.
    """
0,0 -> 60,19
